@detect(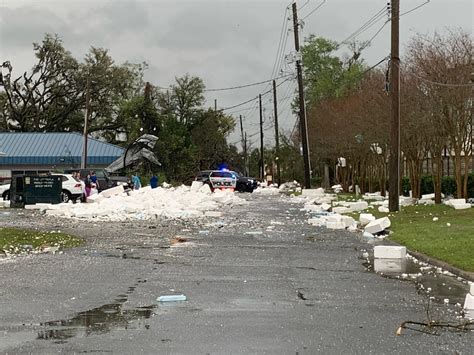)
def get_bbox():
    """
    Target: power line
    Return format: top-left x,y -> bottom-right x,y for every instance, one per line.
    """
301,0 -> 327,20
398,63 -> 473,87
204,73 -> 294,92
339,6 -> 387,45
399,0 -> 430,18
221,76 -> 294,112
299,0 -> 311,12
